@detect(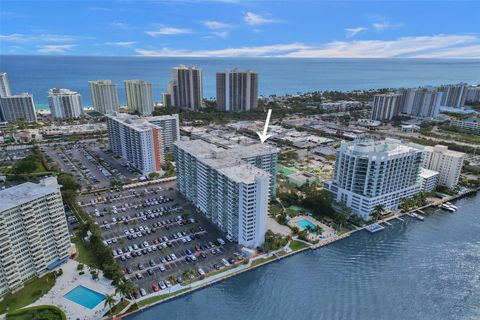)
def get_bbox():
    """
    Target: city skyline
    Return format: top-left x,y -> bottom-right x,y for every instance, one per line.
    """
1,0 -> 480,58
